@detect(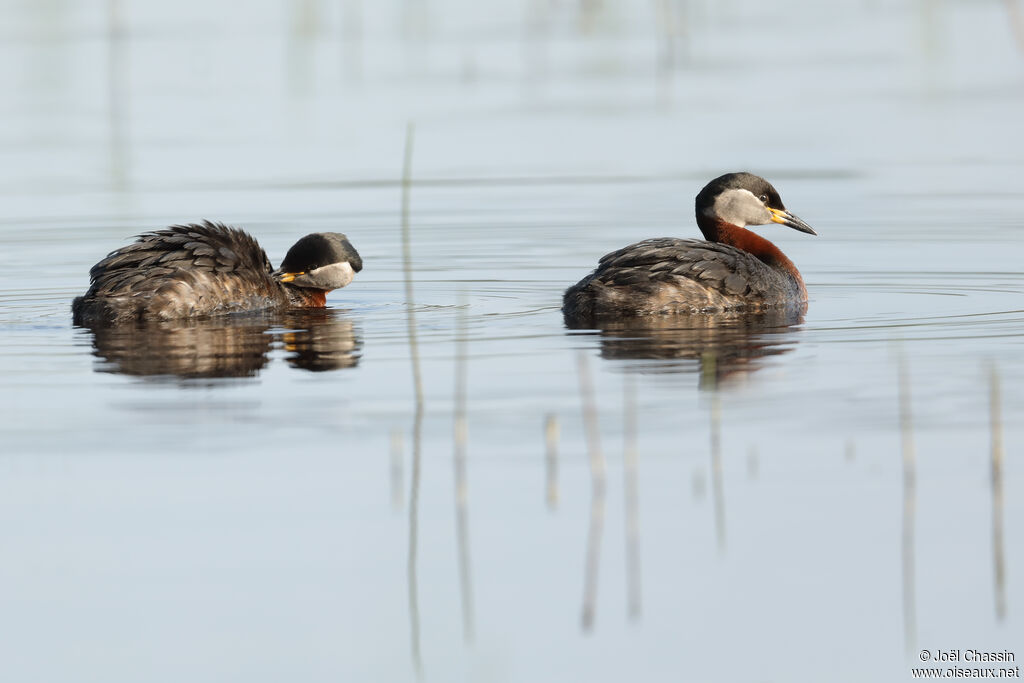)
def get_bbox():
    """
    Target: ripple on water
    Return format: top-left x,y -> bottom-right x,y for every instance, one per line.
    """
0,288 -> 80,329
807,271 -> 1024,344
